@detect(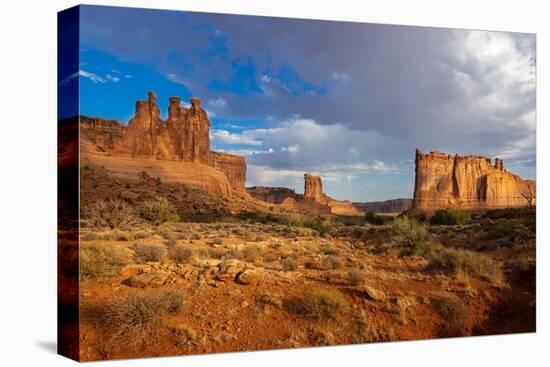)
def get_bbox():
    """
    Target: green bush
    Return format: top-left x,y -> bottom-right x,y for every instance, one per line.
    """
391,215 -> 428,246
83,199 -> 138,229
289,290 -> 348,320
139,196 -> 180,225
80,243 -> 129,280
364,212 -> 392,225
430,209 -> 470,225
